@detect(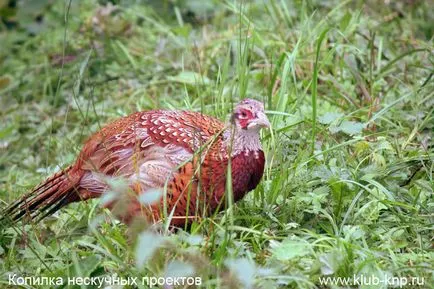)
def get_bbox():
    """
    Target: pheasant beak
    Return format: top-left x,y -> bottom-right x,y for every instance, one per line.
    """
248,111 -> 271,130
